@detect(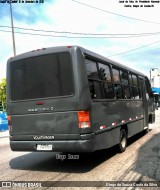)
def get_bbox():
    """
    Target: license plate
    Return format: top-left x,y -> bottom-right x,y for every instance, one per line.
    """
37,144 -> 52,151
